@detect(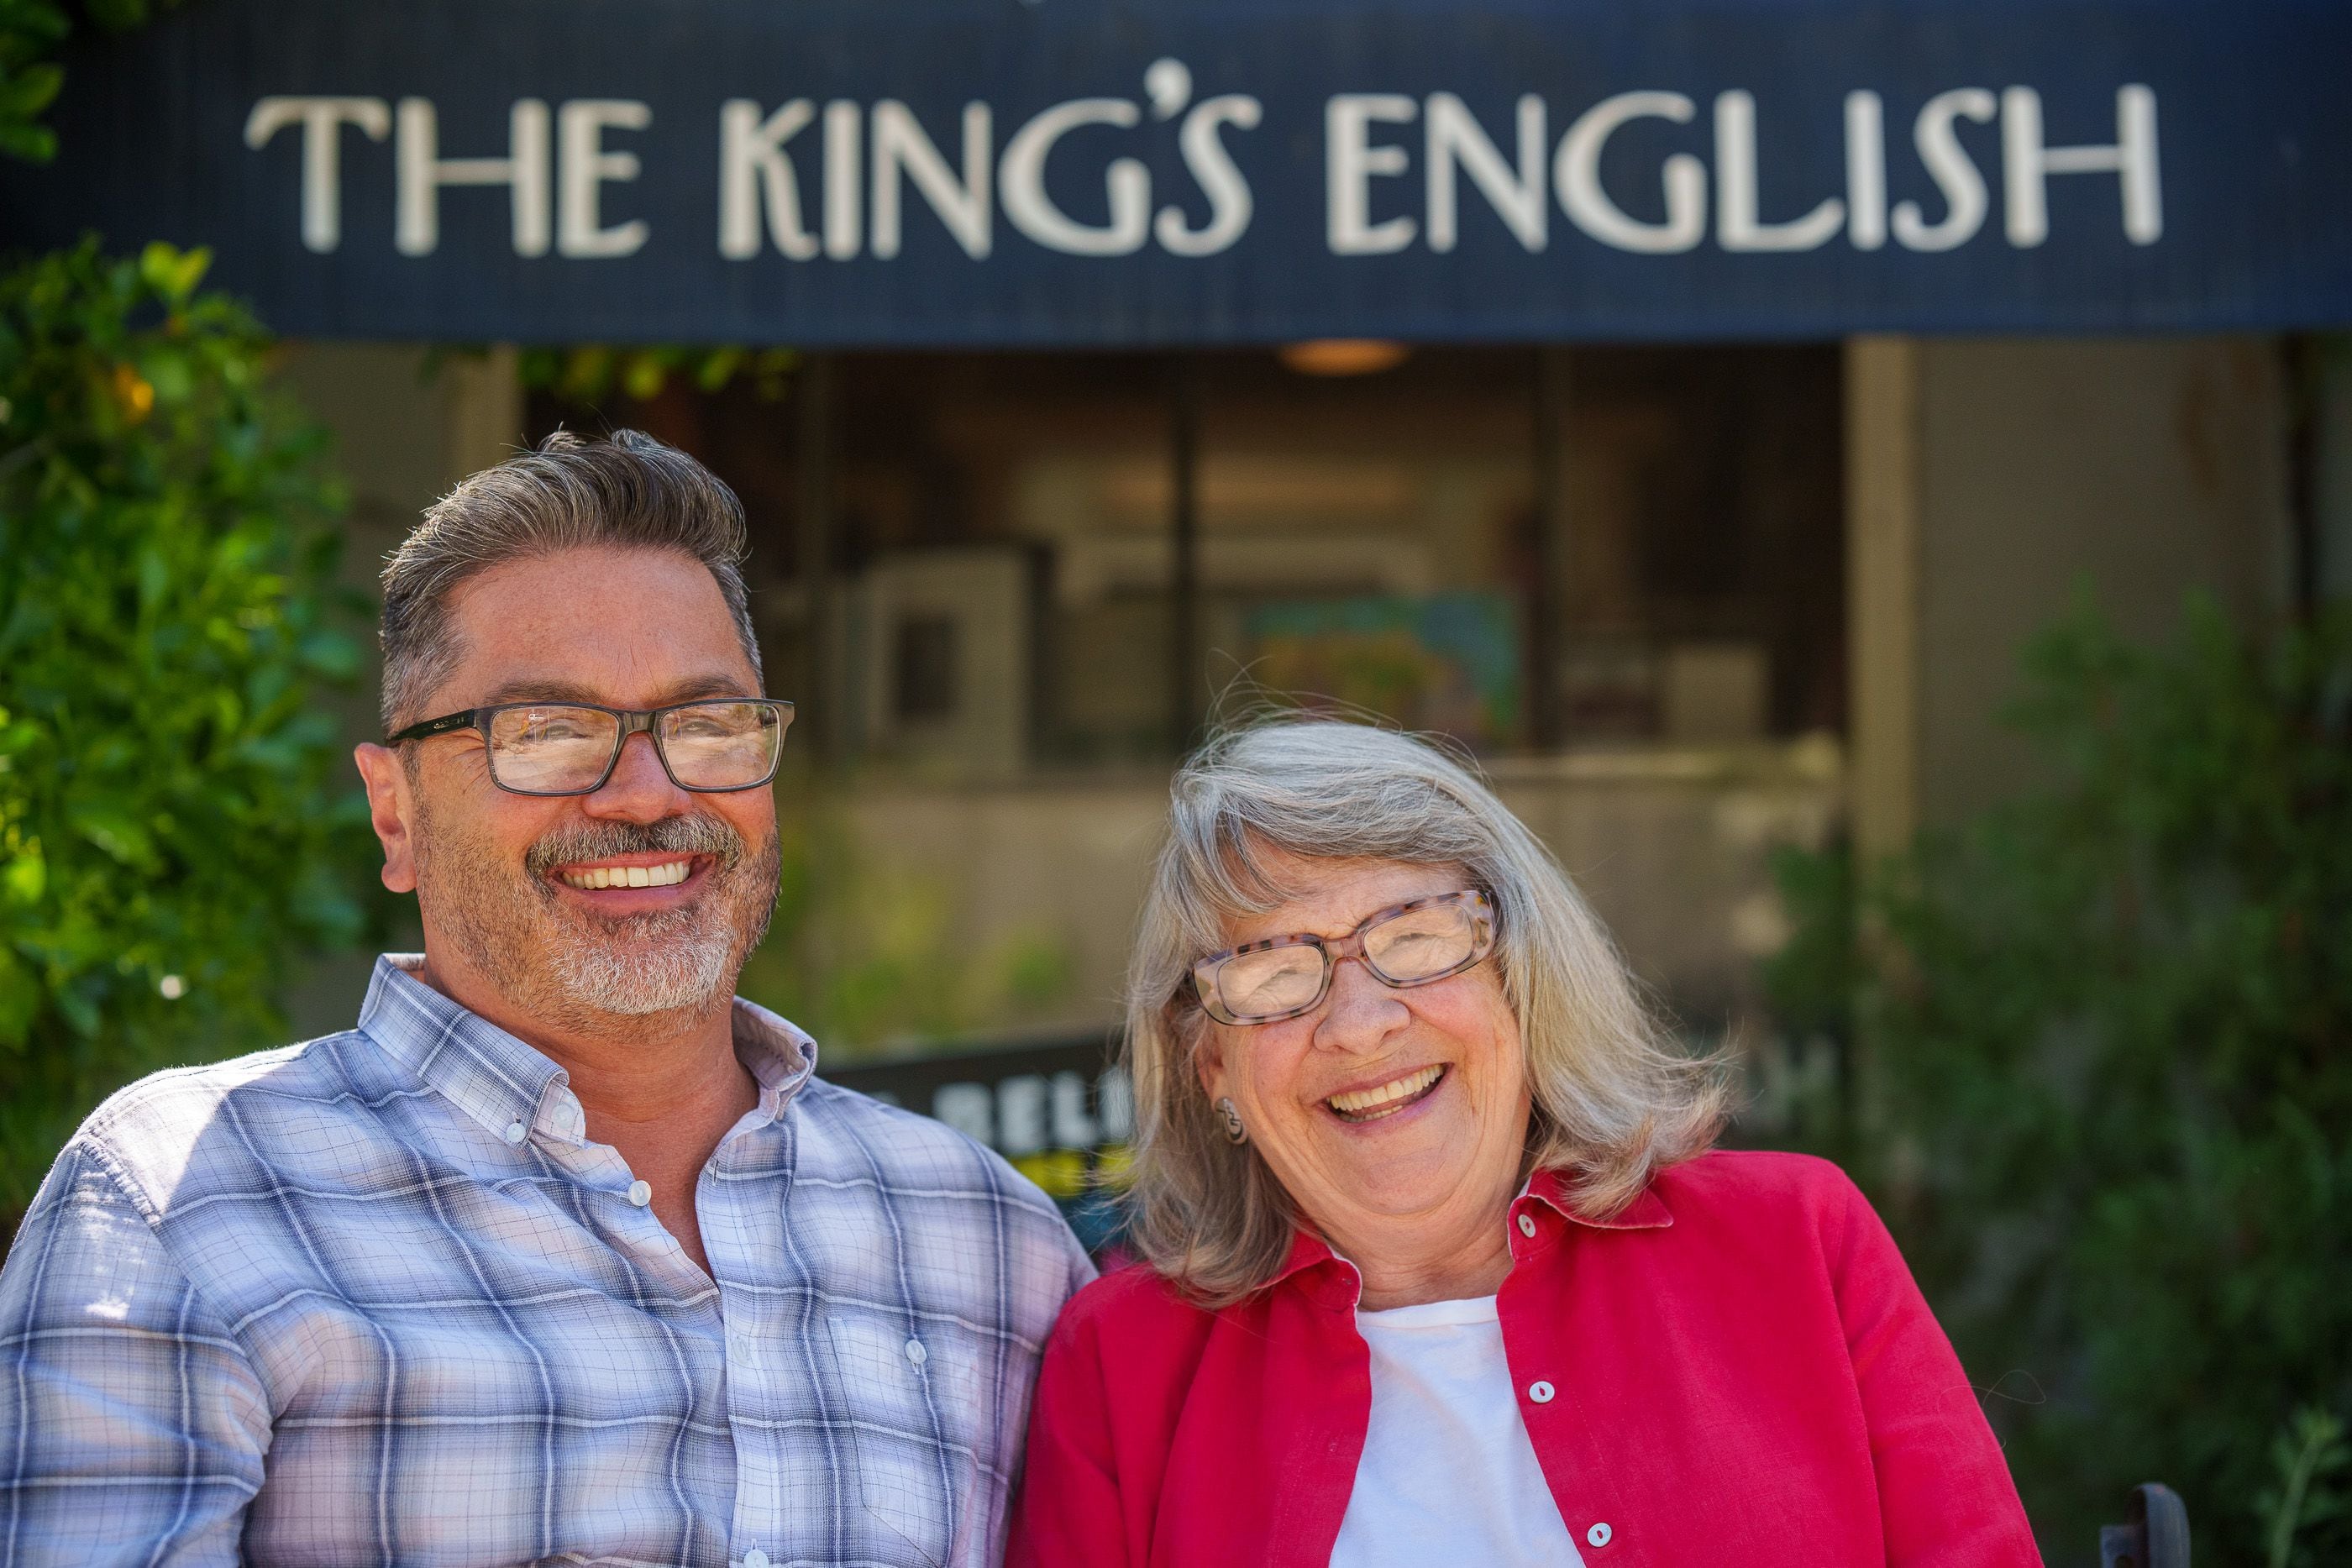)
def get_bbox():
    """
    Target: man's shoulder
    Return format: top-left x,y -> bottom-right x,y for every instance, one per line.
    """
71,1031 -> 394,1214
792,1076 -> 1072,1221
